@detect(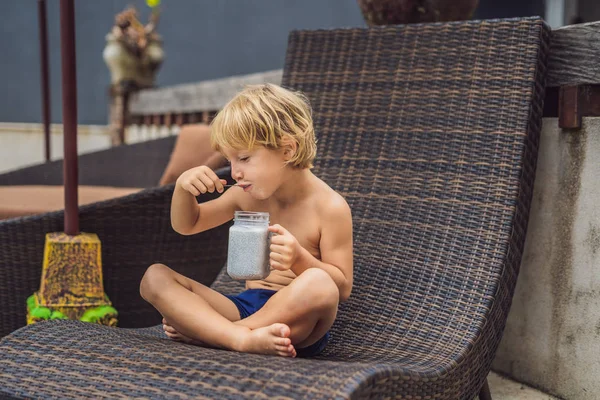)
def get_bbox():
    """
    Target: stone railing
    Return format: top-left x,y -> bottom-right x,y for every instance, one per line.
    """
542,21 -> 600,127
110,70 -> 283,144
